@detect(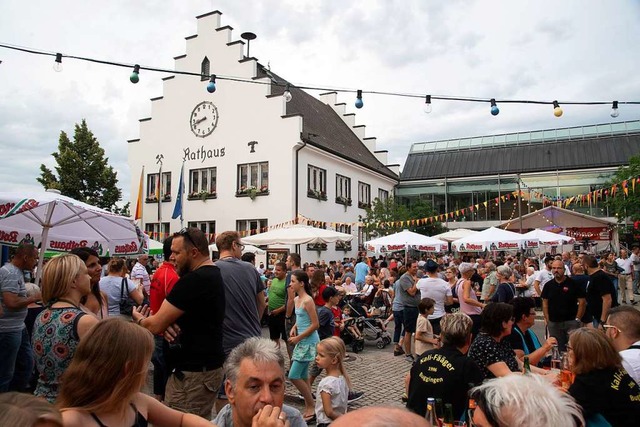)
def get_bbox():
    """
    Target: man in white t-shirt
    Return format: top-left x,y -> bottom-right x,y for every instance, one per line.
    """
616,249 -> 636,305
630,245 -> 640,295
416,260 -> 453,335
533,256 -> 554,296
